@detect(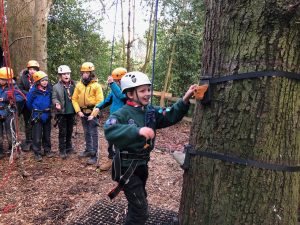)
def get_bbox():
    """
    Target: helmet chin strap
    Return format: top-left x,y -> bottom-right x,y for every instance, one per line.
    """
134,89 -> 148,107
134,89 -> 143,106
